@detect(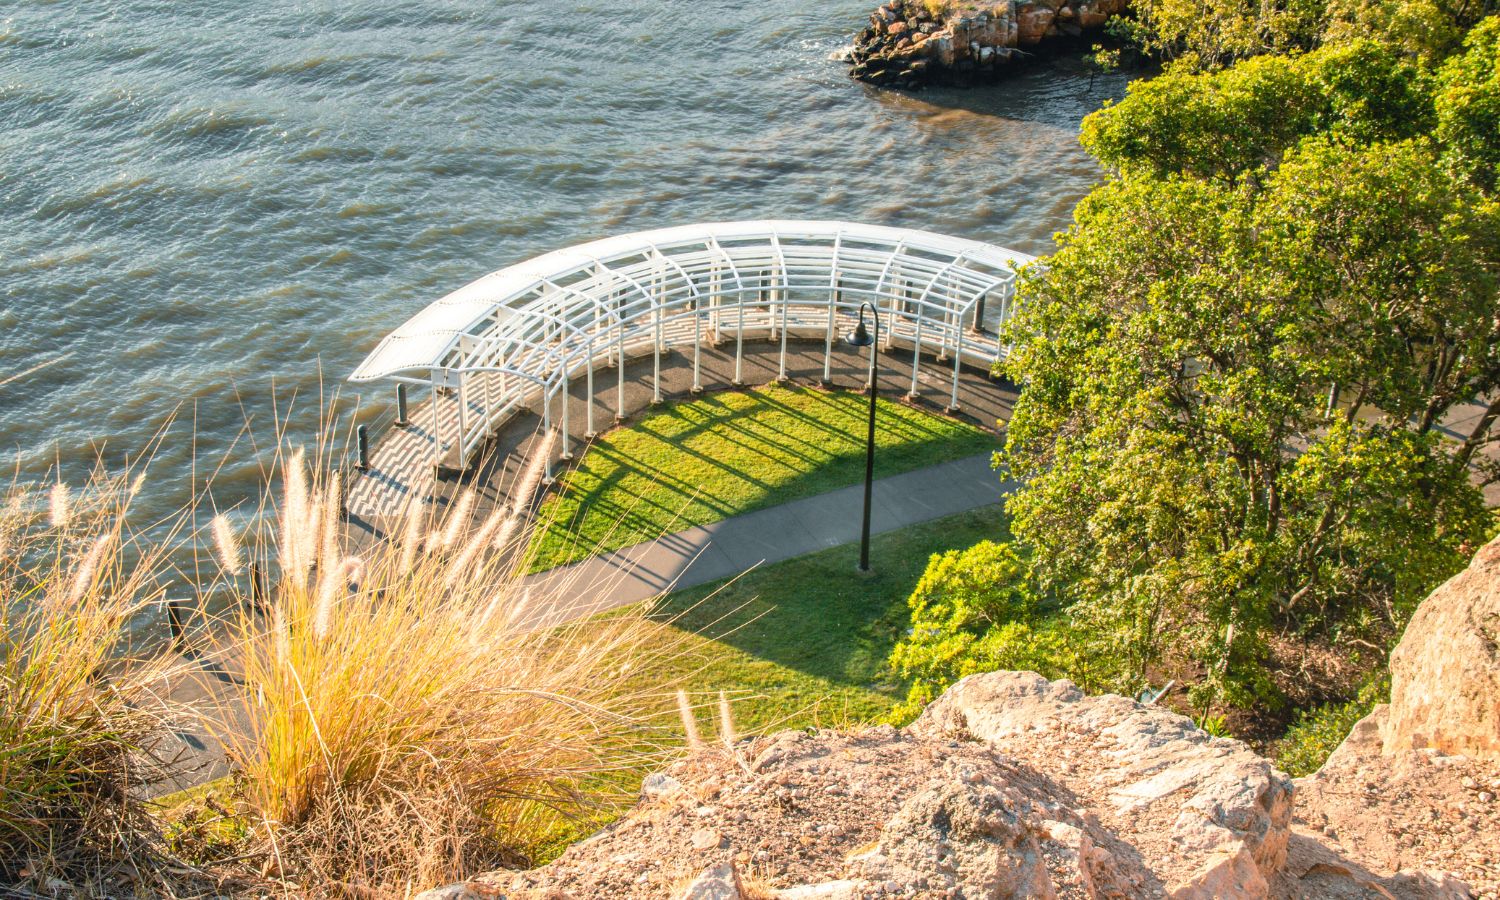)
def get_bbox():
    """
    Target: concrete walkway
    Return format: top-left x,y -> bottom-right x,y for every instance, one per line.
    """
521,452 -> 1011,626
